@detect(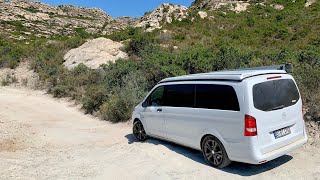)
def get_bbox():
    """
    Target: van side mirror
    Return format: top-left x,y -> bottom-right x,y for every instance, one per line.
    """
142,101 -> 148,108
